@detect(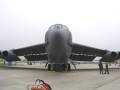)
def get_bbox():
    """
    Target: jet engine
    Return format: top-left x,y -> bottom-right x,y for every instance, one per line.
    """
2,50 -> 20,61
101,51 -> 118,62
104,51 -> 118,59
